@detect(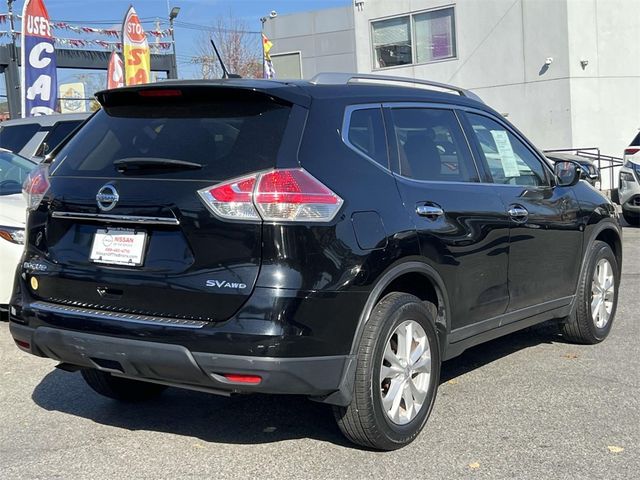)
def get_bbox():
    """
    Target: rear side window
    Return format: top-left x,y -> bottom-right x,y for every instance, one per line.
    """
0,124 -> 40,153
35,120 -> 83,156
630,132 -> 640,147
346,107 -> 388,168
389,108 -> 479,182
53,97 -> 292,180
465,113 -> 548,187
